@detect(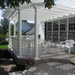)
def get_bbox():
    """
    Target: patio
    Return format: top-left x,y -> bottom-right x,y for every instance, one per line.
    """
8,40 -> 70,65
38,47 -> 69,60
9,61 -> 75,75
